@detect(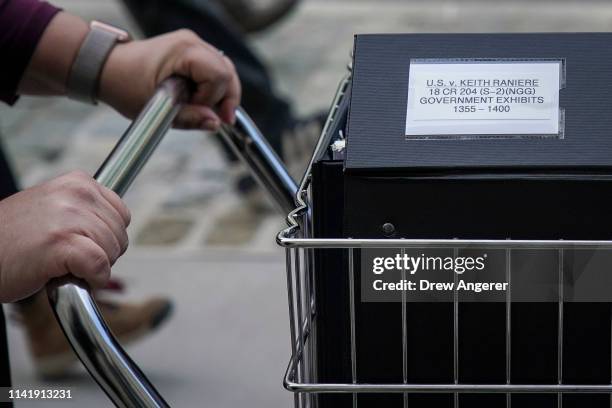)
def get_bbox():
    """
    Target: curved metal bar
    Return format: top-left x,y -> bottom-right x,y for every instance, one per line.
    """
219,109 -> 298,215
276,236 -> 612,250
47,279 -> 170,407
275,72 -> 352,245
47,77 -> 190,408
94,78 -> 189,194
282,331 -> 612,394
46,75 -> 299,407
